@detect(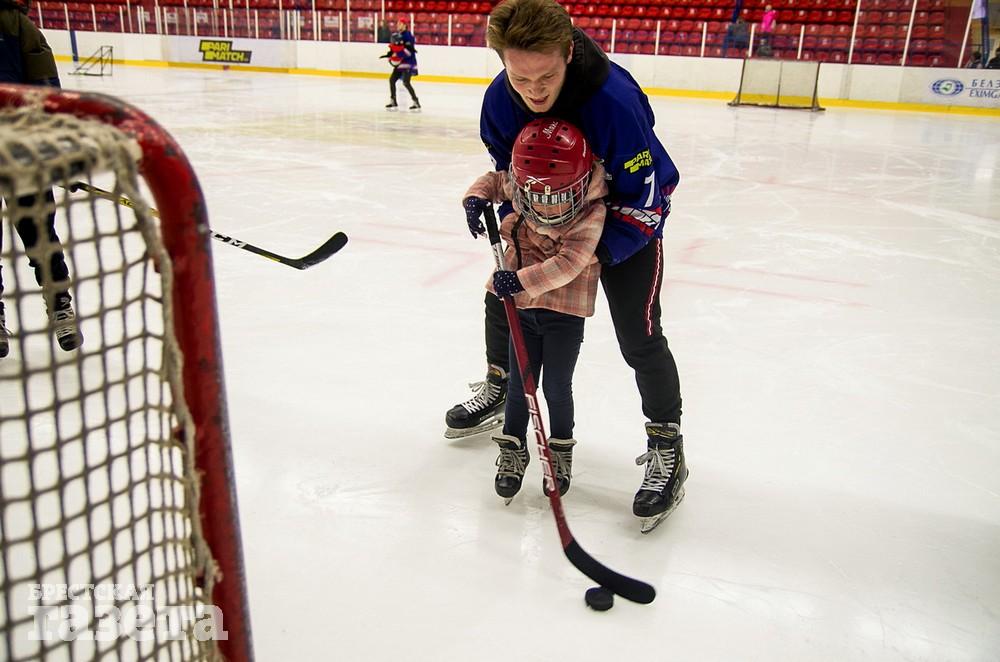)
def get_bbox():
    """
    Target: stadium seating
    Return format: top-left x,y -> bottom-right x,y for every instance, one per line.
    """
36,0 -> 961,67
